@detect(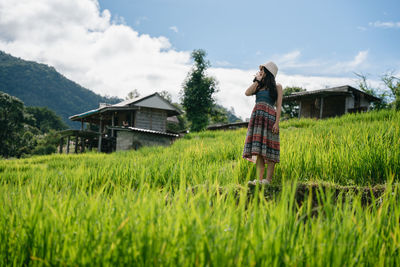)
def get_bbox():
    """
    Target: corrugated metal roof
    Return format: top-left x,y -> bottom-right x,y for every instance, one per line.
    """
111,97 -> 142,107
68,108 -> 102,120
283,85 -> 381,102
112,126 -> 179,137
